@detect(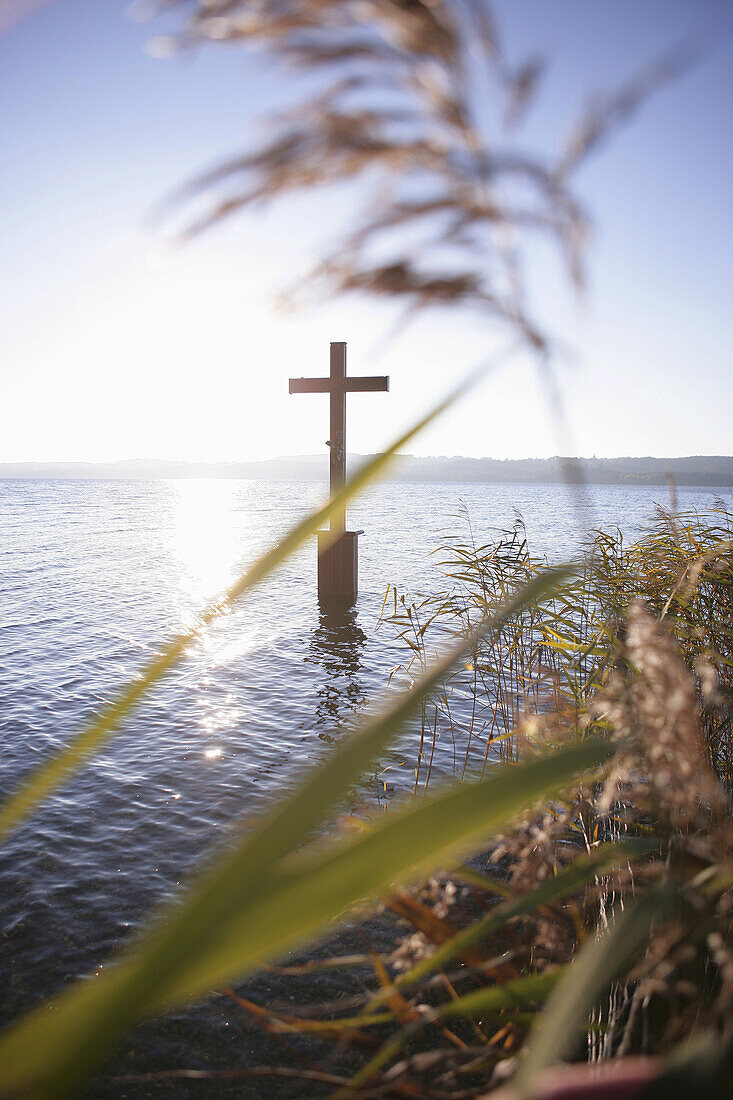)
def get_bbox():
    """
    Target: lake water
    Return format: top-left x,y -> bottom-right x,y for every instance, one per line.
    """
0,477 -> 728,1091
